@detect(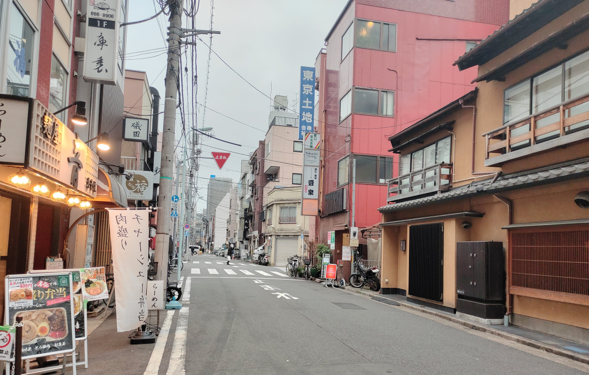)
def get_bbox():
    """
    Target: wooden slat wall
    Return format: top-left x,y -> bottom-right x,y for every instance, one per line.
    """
94,211 -> 112,276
